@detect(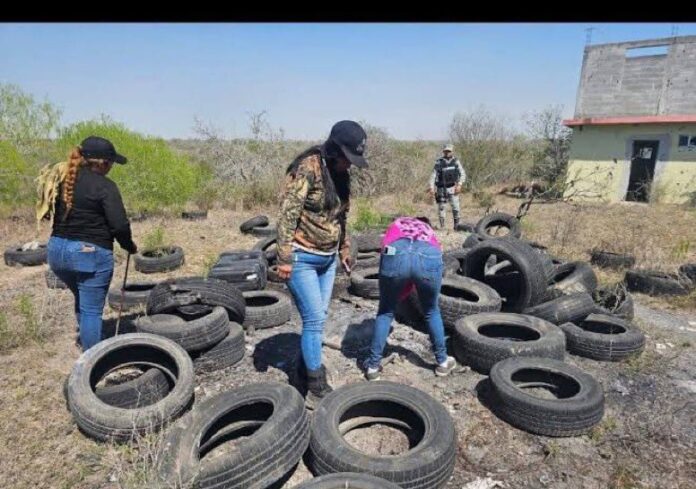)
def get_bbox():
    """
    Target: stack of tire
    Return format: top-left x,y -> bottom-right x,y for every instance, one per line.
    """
208,250 -> 268,291
240,214 -> 277,237
138,277 -> 248,374
4,242 -> 47,267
